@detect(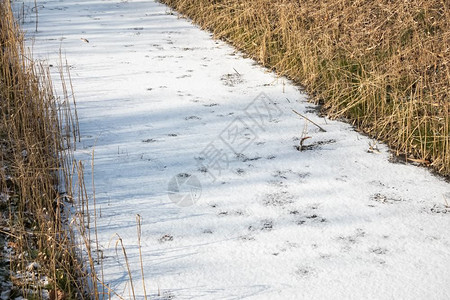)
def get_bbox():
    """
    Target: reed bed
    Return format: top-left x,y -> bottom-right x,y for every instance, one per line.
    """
1,2 -> 154,298
162,0 -> 449,176
0,1 -> 93,298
